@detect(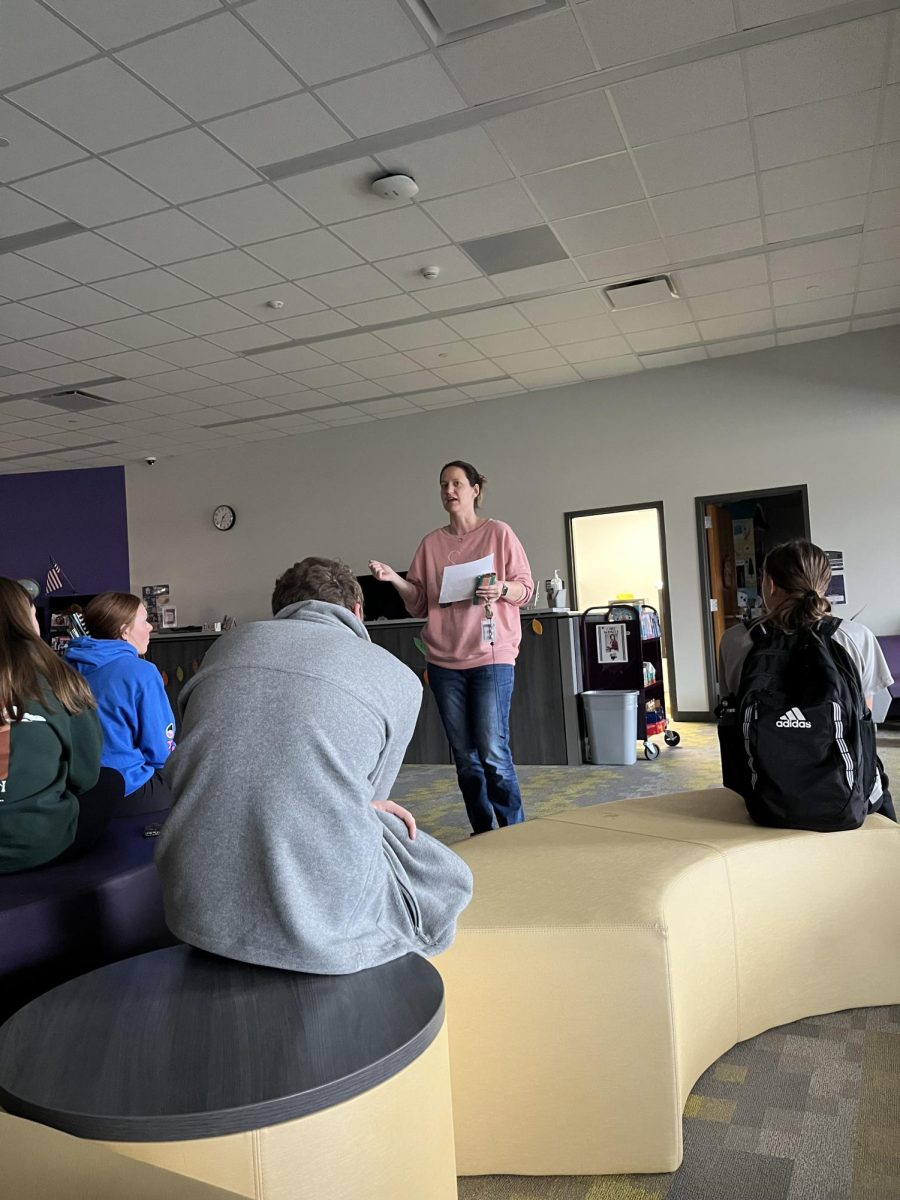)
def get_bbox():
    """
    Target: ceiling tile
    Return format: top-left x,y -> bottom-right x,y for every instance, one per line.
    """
308,332 -> 396,362
289,364 -> 363,389
95,269 -> 209,310
153,299 -> 255,335
374,316 -> 458,350
16,159 -> 165,225
135,368 -> 218,393
513,365 -> 582,389
858,257 -> 900,289
753,91 -> 880,170
208,94 -> 350,168
213,397 -> 291,421
874,141 -> 900,190
641,346 -> 708,365
231,373 -> 307,396
492,260 -> 583,297
862,225 -> 900,261
342,351 -> 424,380
524,154 -> 644,220
191,357 -> 274,384
611,55 -> 747,146
12,58 -> 186,152
0,99 -> 83,183
764,196 -> 866,242
444,306 -> 529,338
425,181 -> 543,241
776,321 -> 849,344
767,234 -> 861,279
316,57 -> 465,137
461,380 -> 526,398
169,250 -> 283,295
0,256 -> 78,300
653,176 -> 759,237
470,329 -> 549,357
300,265 -> 399,307
143,339 -> 233,367
485,90 -> 623,176
275,159 -> 387,224
440,11 -> 594,105
738,0 -> 848,27
576,241 -> 670,282
538,314 -> 620,343
337,295 -> 426,325
30,328 -> 129,358
688,284 -> 771,320
222,283 -> 322,321
117,13 -> 299,121
332,207 -> 448,261
184,186 -> 315,245
21,234 -> 149,283
107,129 -> 259,204
611,298 -> 695,332
774,294 -> 854,326
664,218 -> 762,262
770,266 -> 857,306
180,383 -> 263,407
378,128 -> 511,200
554,202 -> 659,256
249,345 -> 333,373
883,85 -> 900,142
417,278 -> 503,312
675,254 -> 768,295
574,356 -> 643,378
269,312 -> 356,340
412,388 -> 472,407
0,303 -> 71,338
248,229 -> 362,278
744,18 -> 886,116
208,327 -> 293,353
1,0 -> 94,90
490,348 -> 566,373
87,314 -> 190,349
634,122 -> 755,195
760,149 -> 873,214
103,210 -> 229,265
406,342 -> 485,369
0,343 -> 68,372
355,397 -> 420,416
379,369 -> 446,394
517,290 -> 610,325
432,360 -> 507,384
866,188 -> 900,230
578,0 -> 735,68
854,284 -> 900,312
697,309 -> 774,340
83,349 -> 172,377
243,0 -> 425,85
558,335 -> 632,362
627,324 -> 699,352
43,0 -> 218,48
3,190 -> 69,237
26,285 -> 137,326
375,245 -> 481,291
852,312 -> 900,330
